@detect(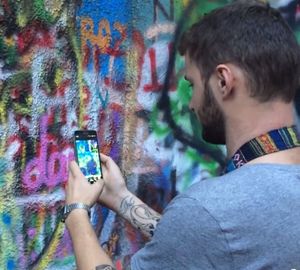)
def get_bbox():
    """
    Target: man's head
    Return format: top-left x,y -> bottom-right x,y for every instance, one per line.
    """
179,0 -> 300,145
